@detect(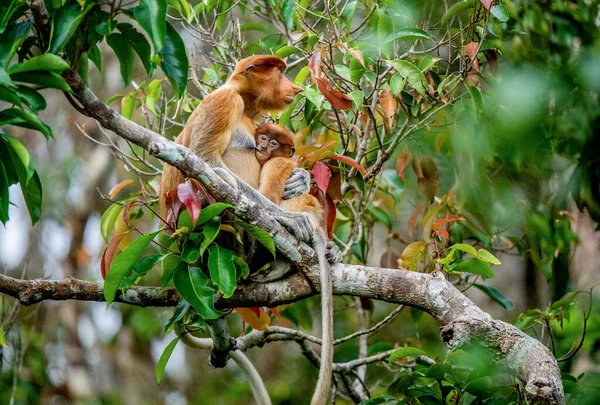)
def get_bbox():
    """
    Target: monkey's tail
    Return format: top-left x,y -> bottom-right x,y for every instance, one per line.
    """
310,232 -> 334,405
